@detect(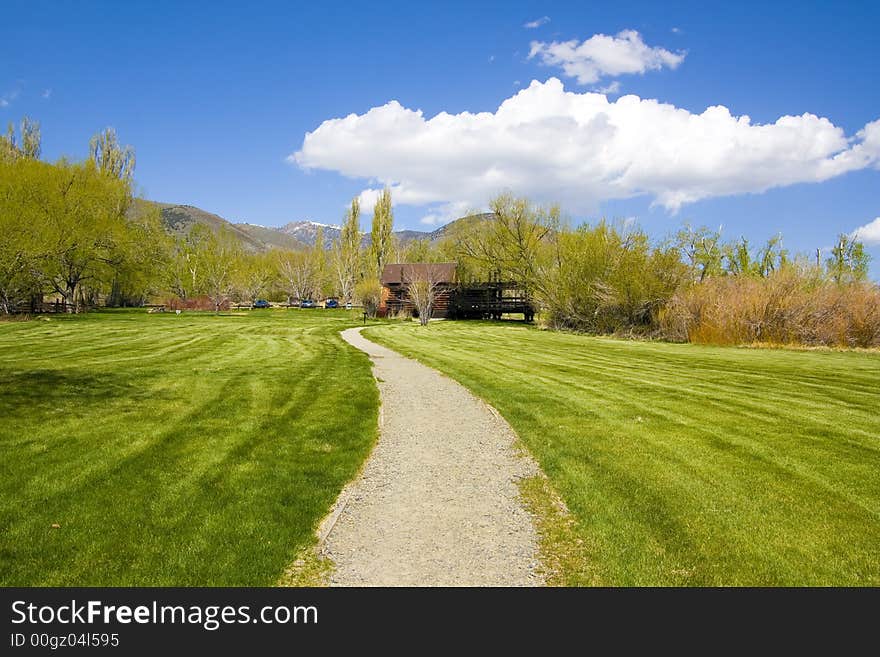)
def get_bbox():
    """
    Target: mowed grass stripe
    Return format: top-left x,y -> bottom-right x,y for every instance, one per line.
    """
433,332 -> 878,479
0,309 -> 377,586
490,335 -> 877,411
8,319 -> 210,363
365,321 -> 880,585
421,328 -> 880,475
